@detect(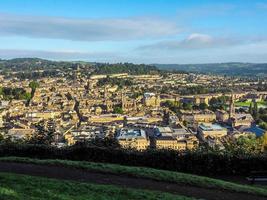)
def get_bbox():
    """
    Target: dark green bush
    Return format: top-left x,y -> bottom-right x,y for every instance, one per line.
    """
0,143 -> 266,176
